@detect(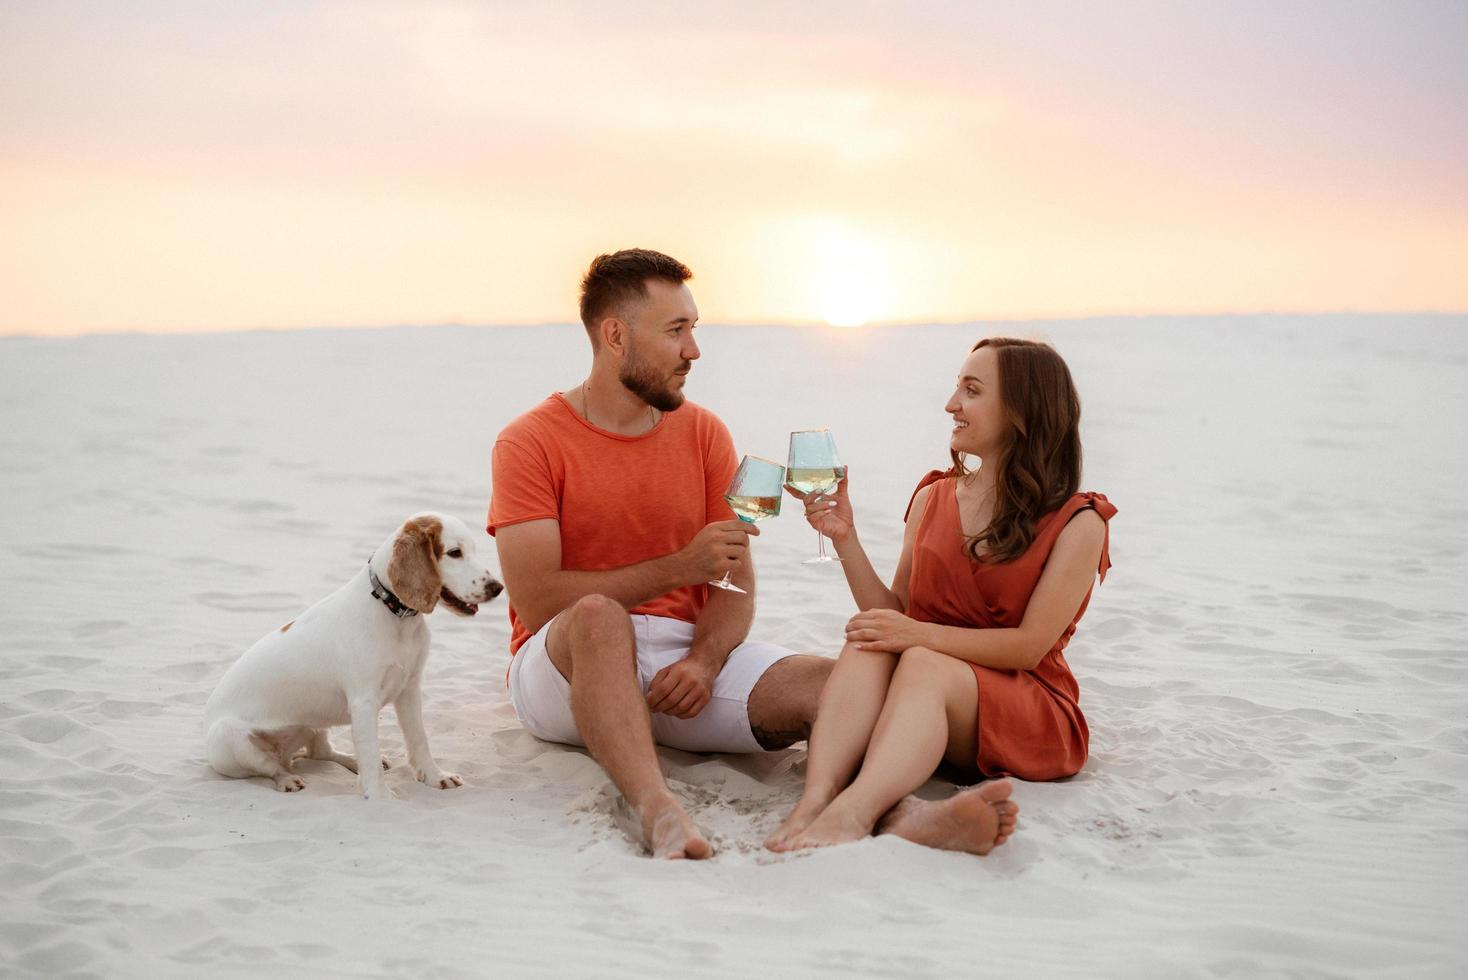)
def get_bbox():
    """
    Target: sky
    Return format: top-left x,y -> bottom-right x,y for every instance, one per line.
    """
2,0 -> 1466,335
